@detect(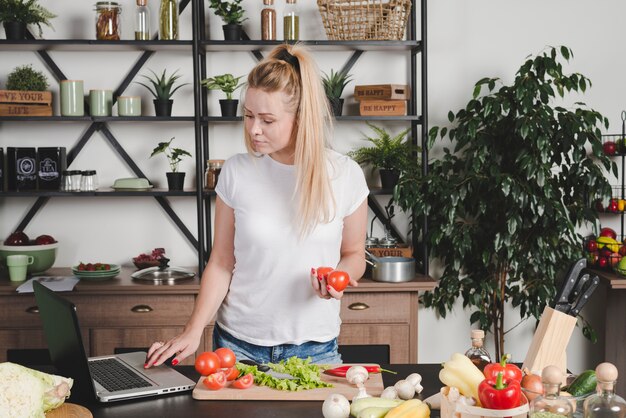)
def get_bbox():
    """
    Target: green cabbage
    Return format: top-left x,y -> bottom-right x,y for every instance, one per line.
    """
0,362 -> 73,417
